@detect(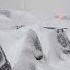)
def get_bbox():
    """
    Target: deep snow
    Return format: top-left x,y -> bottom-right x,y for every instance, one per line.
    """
0,10 -> 70,70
